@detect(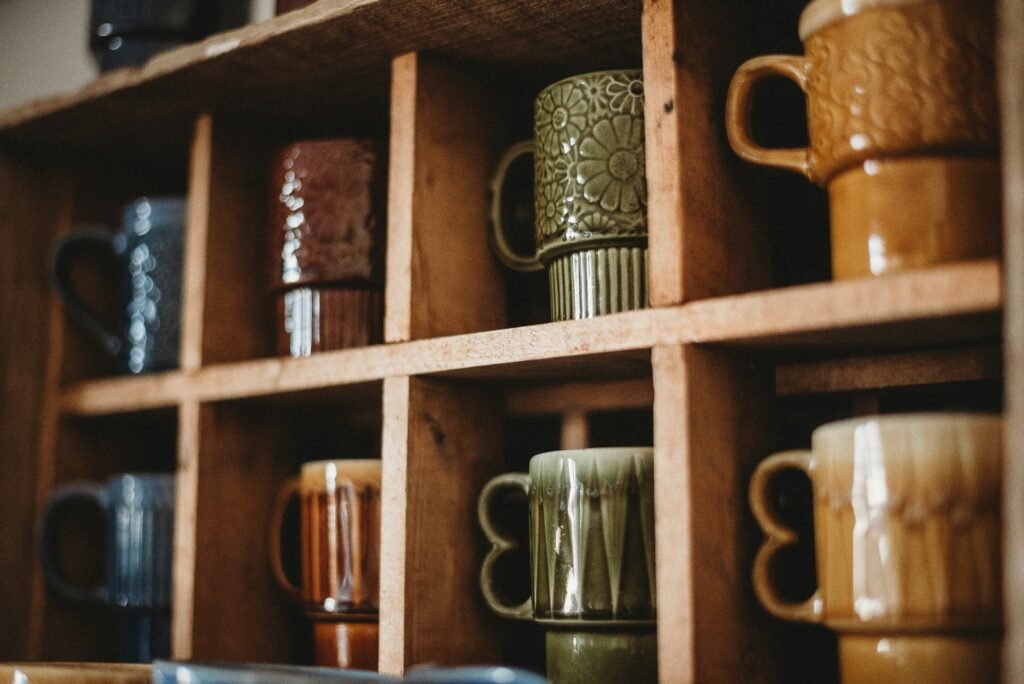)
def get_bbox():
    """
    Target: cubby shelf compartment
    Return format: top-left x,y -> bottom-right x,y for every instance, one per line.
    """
58,259 -> 1001,417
